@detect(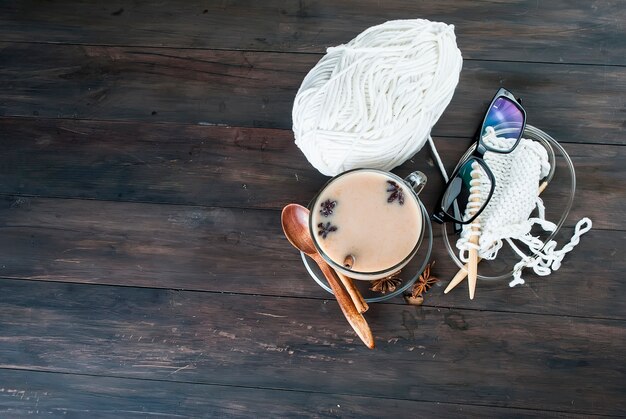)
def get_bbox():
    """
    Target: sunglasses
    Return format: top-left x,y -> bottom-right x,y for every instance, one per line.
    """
432,88 -> 526,225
